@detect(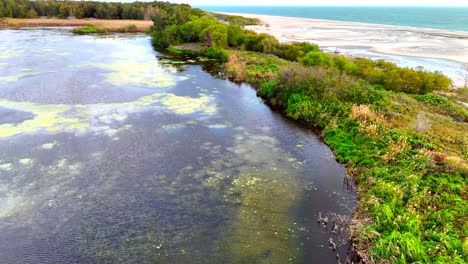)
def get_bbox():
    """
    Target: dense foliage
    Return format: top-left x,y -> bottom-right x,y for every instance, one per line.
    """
150,9 -> 451,94
0,0 -> 188,20
150,6 -> 467,263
